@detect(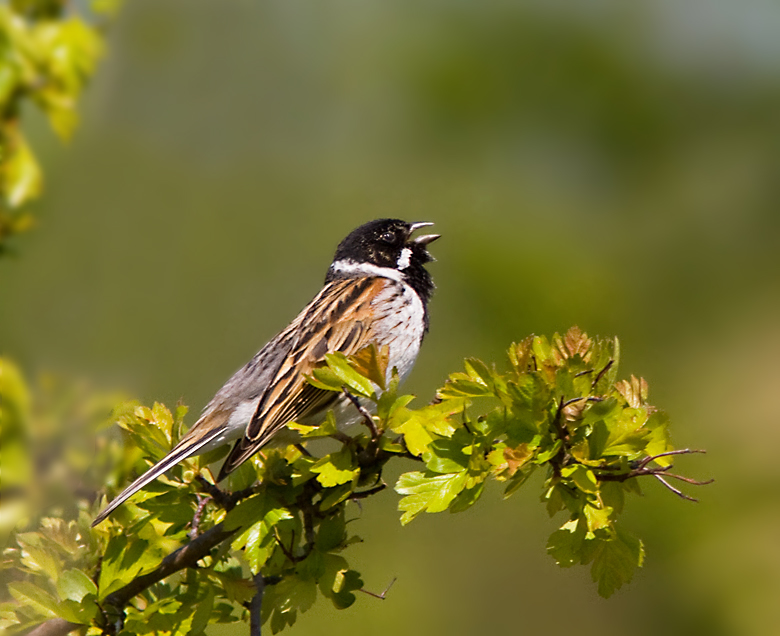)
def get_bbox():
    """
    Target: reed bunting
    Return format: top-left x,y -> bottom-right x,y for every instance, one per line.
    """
93,219 -> 439,525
